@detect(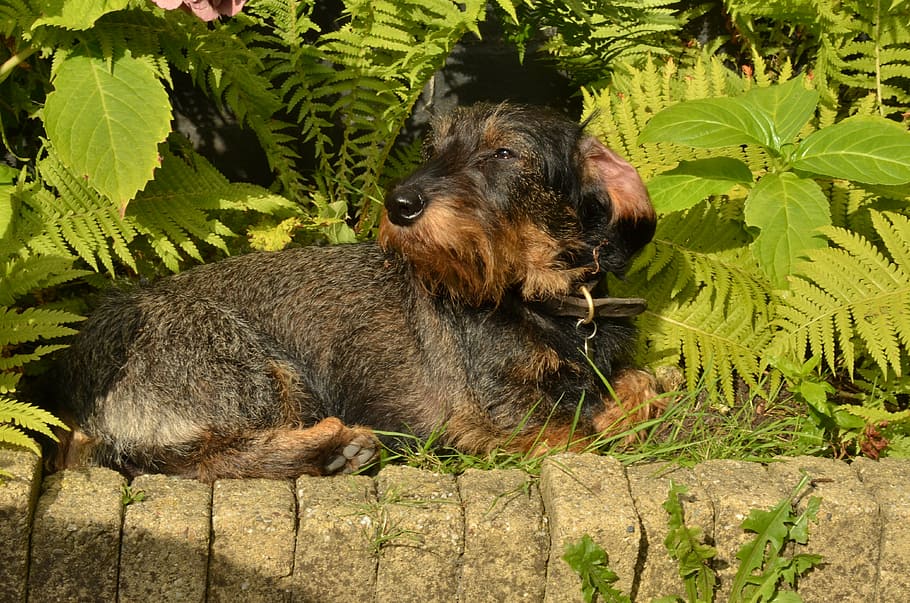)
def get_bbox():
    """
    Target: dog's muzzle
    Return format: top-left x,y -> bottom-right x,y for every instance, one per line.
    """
384,186 -> 426,226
